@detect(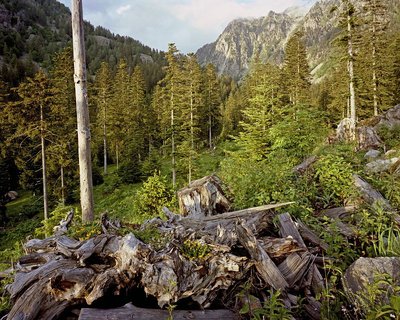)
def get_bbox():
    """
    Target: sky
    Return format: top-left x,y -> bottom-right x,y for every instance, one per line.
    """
58,0 -> 317,53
